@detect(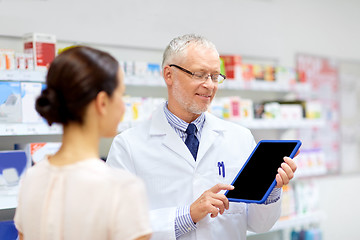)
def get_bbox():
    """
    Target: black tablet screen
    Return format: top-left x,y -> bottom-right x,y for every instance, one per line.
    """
225,141 -> 299,201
